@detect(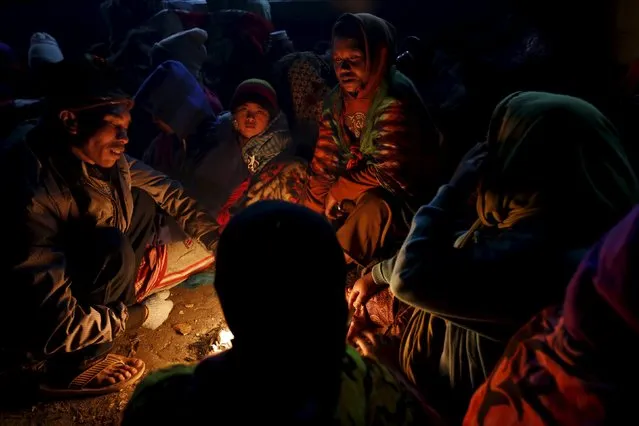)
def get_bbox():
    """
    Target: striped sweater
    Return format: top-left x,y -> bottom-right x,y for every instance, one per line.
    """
304,69 -> 442,213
